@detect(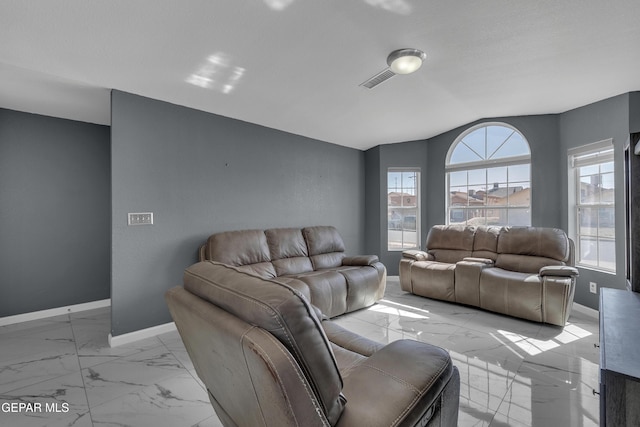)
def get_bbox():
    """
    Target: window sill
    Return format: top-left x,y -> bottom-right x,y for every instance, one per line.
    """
576,264 -> 617,275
